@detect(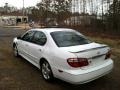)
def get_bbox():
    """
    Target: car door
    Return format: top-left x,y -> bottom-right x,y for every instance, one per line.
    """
17,31 -> 35,59
27,31 -> 47,66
